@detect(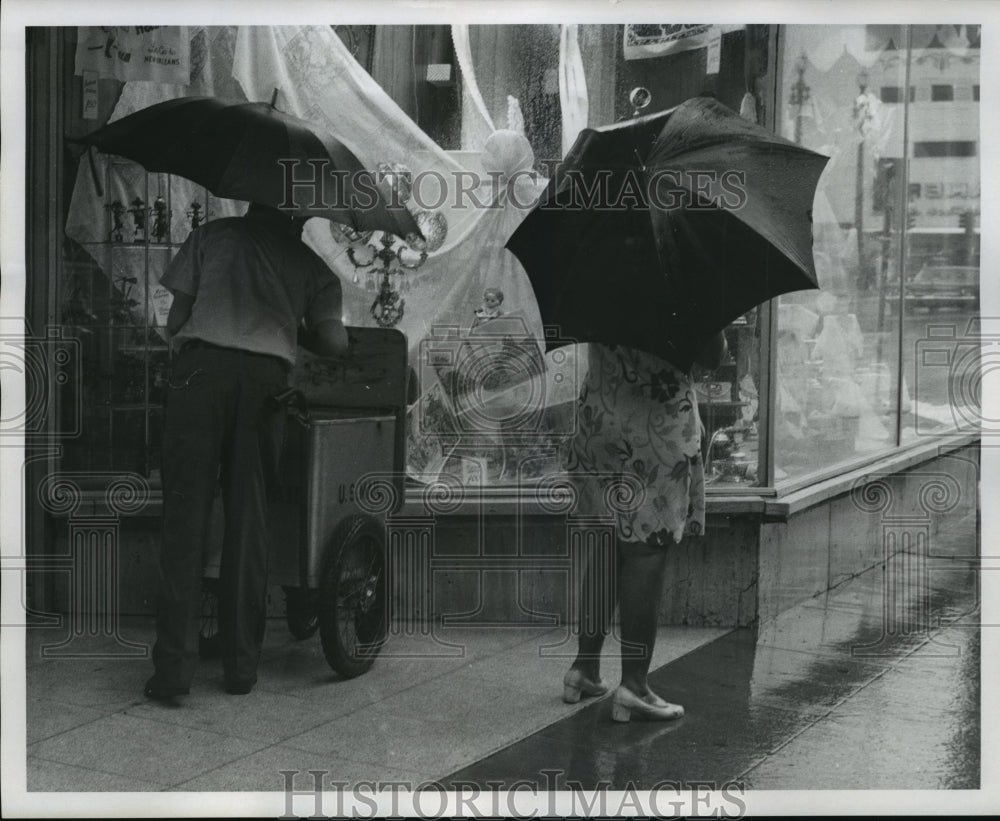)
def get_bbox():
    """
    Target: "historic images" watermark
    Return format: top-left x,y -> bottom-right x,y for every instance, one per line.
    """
278,160 -> 749,213
278,769 -> 749,818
